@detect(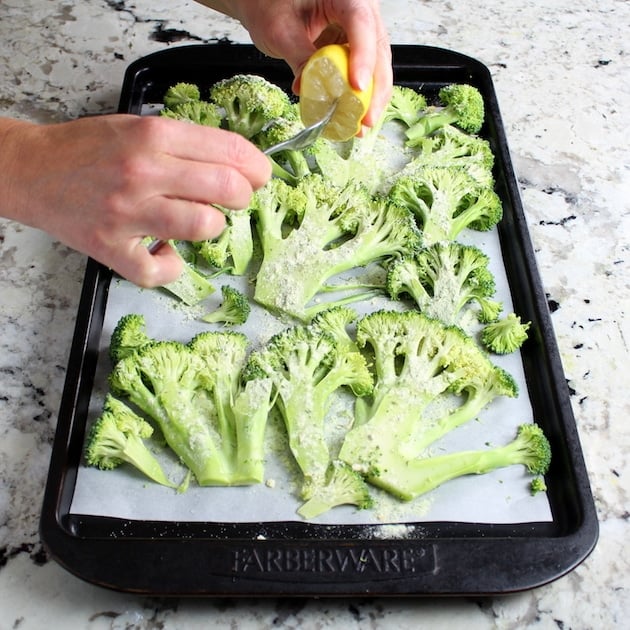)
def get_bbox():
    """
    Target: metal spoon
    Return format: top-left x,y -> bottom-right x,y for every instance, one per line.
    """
148,101 -> 337,254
